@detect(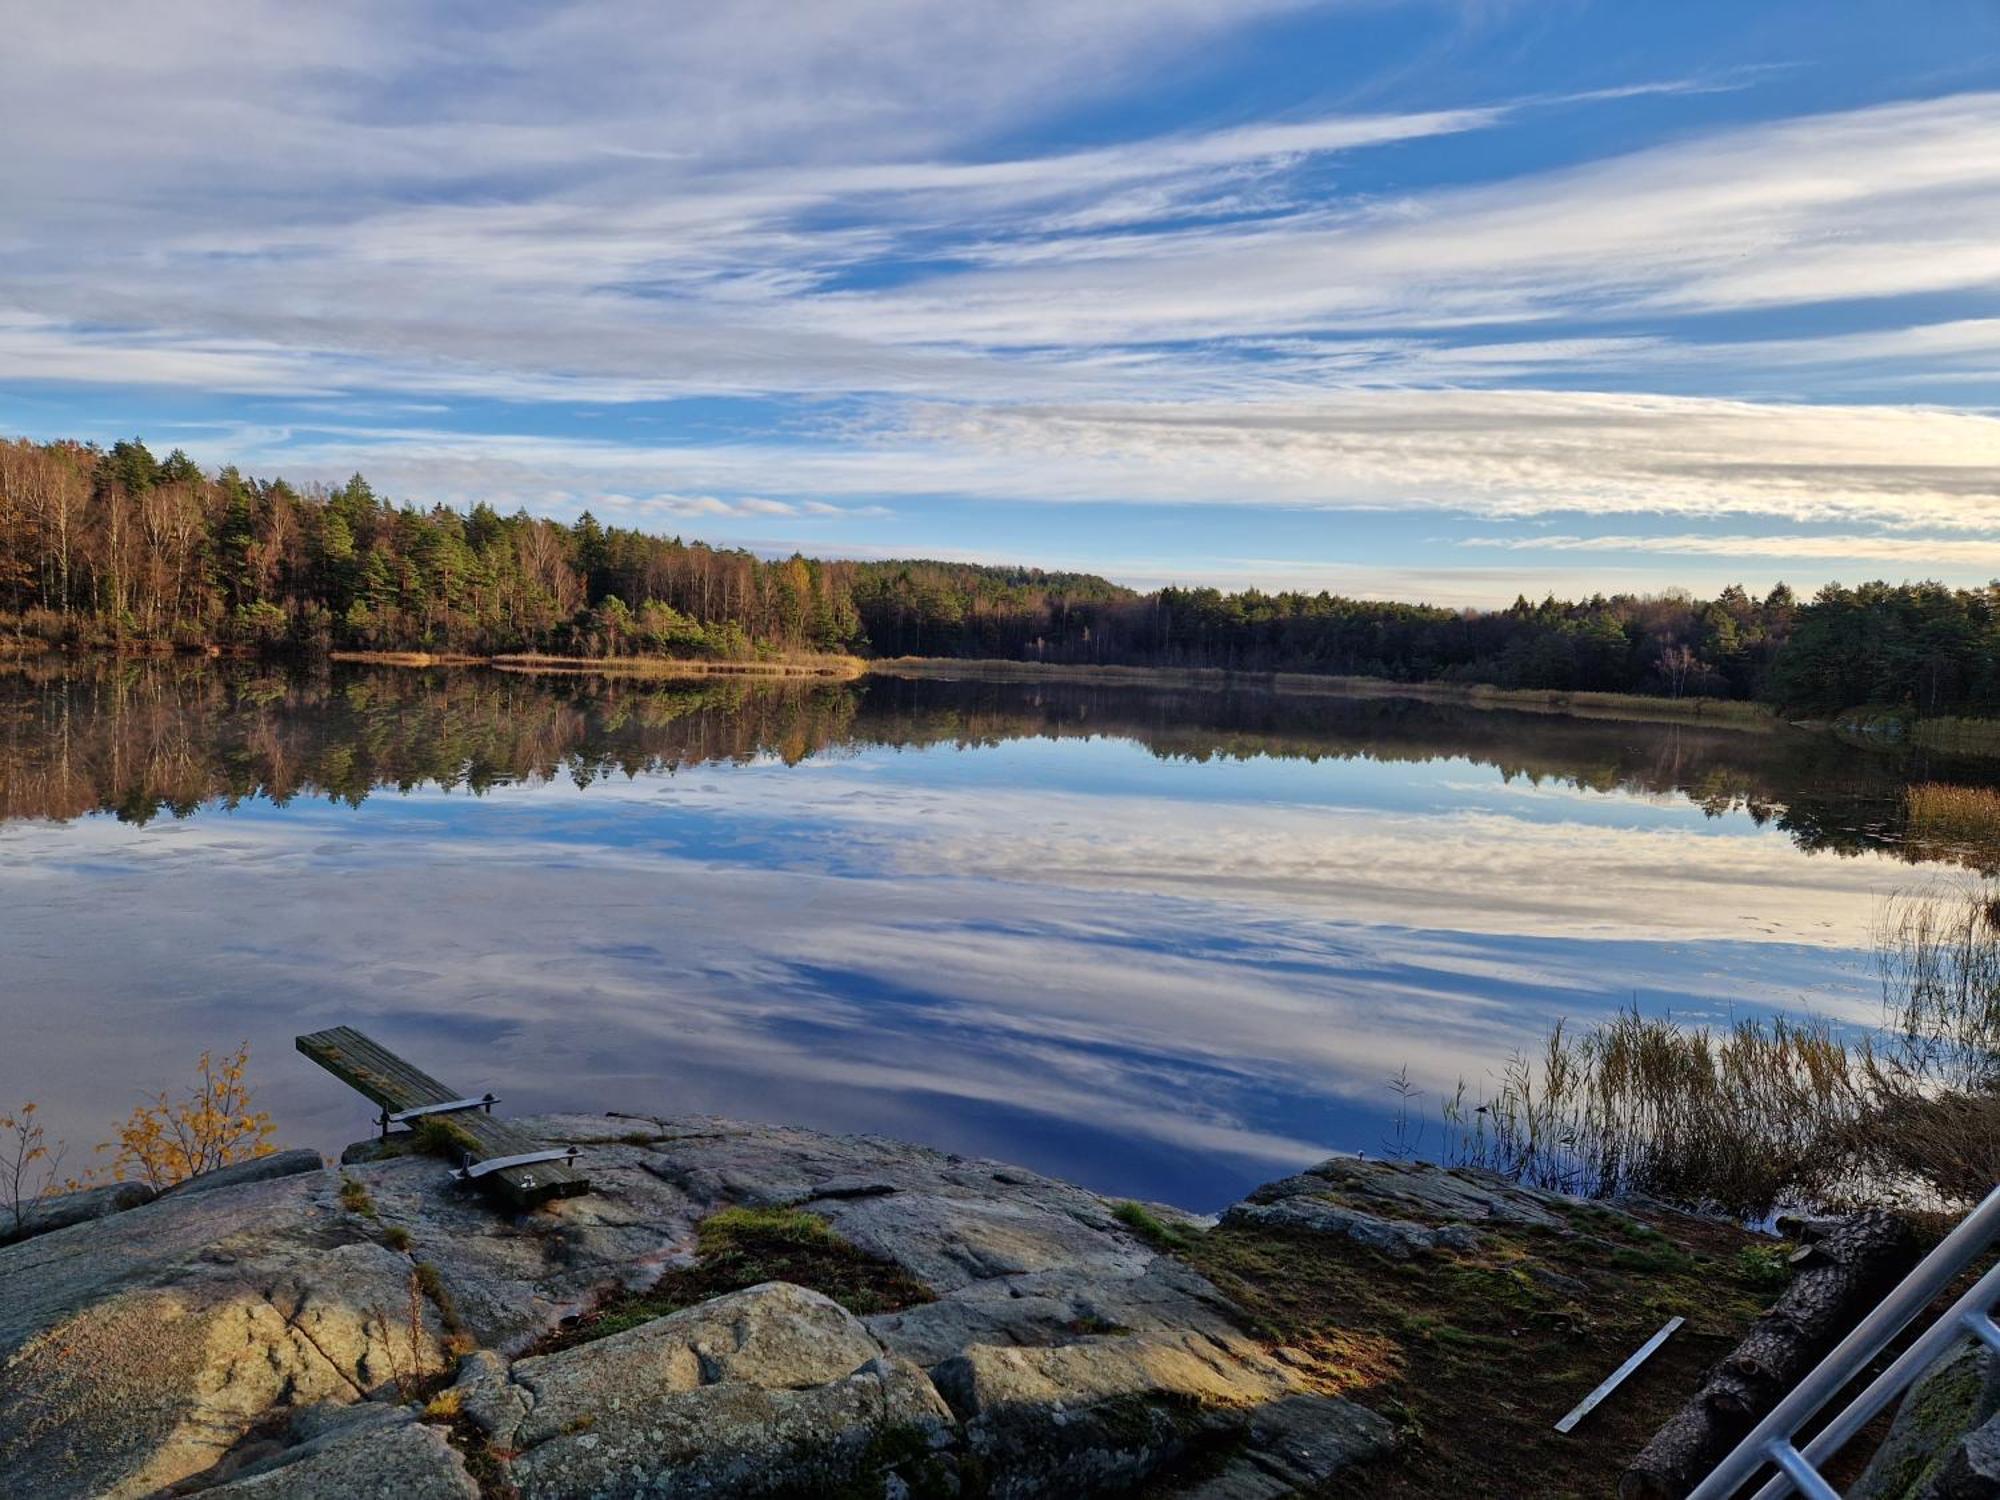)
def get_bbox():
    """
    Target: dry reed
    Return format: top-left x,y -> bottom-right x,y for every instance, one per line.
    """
1906,783 -> 2000,847
1440,881 -> 2000,1217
